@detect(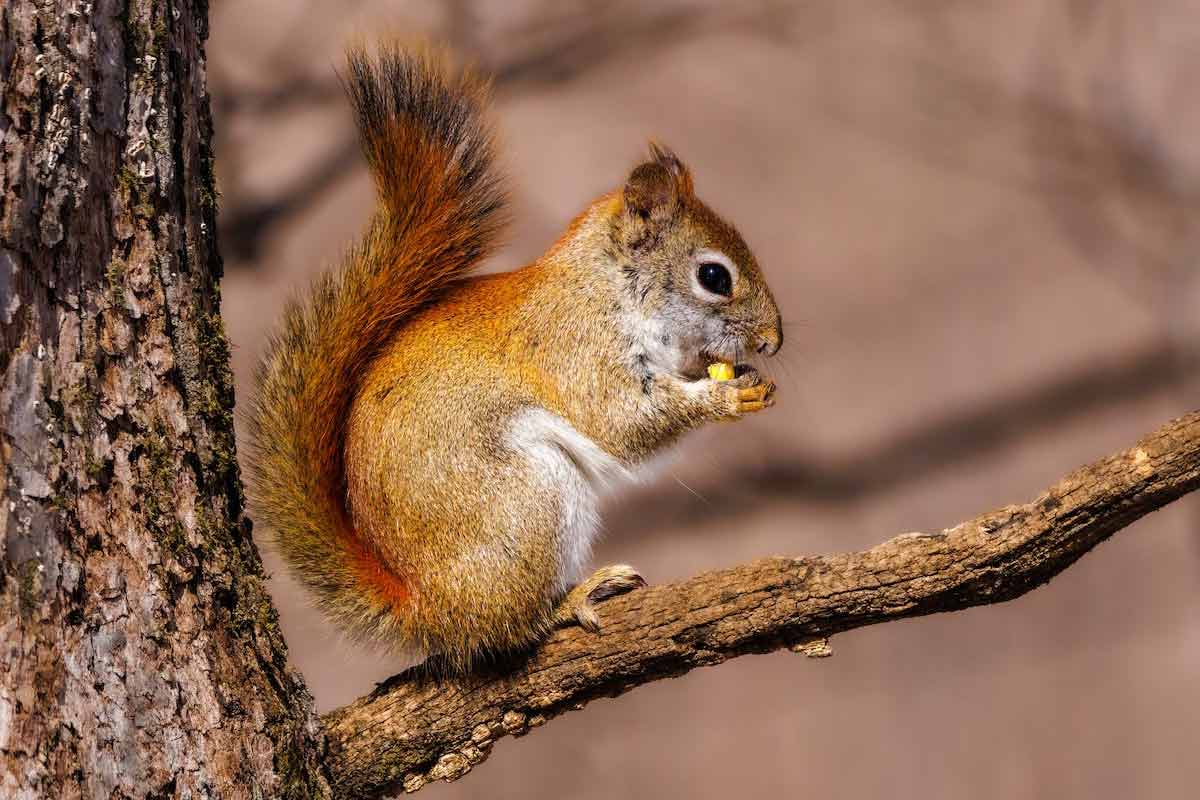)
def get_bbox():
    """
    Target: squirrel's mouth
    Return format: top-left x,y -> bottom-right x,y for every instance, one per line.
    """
685,345 -> 738,381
